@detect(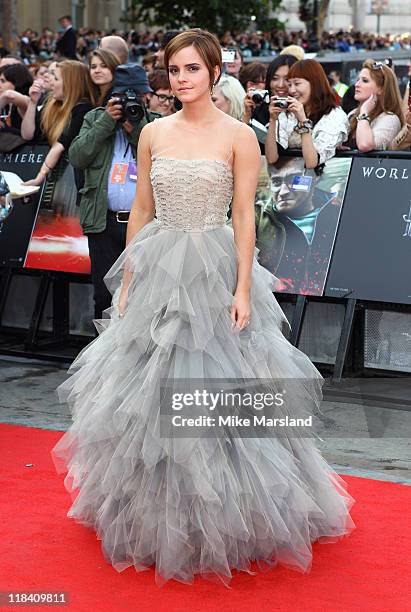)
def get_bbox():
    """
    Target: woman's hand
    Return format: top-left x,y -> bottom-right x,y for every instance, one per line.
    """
242,91 -> 256,122
231,289 -> 251,331
360,94 -> 377,115
22,174 -> 45,186
105,97 -> 123,122
29,79 -> 44,104
118,287 -> 128,318
286,97 -> 307,123
268,96 -> 284,122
